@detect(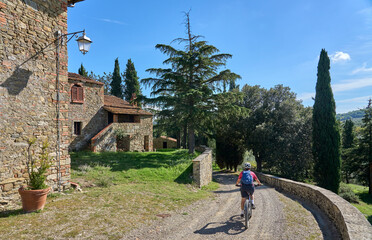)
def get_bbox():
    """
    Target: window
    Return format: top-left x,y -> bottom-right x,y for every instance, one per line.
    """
74,122 -> 82,135
71,84 -> 84,103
